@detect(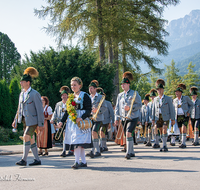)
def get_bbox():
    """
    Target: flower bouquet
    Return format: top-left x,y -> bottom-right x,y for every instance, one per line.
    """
66,93 -> 77,124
